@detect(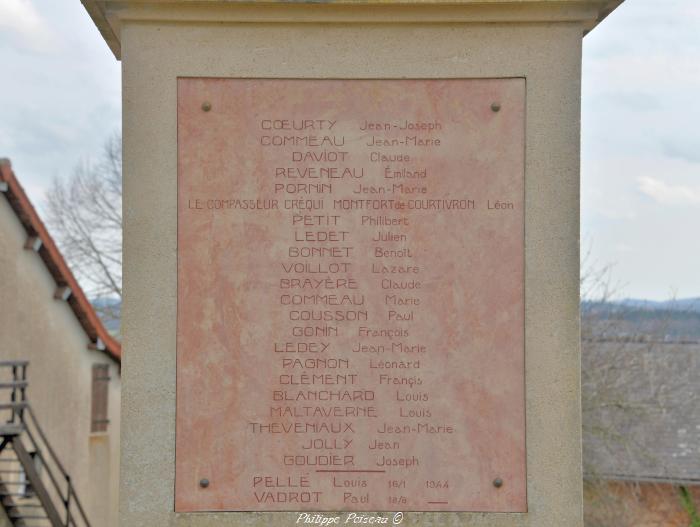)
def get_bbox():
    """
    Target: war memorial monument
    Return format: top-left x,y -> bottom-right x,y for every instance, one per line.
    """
81,0 -> 624,525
